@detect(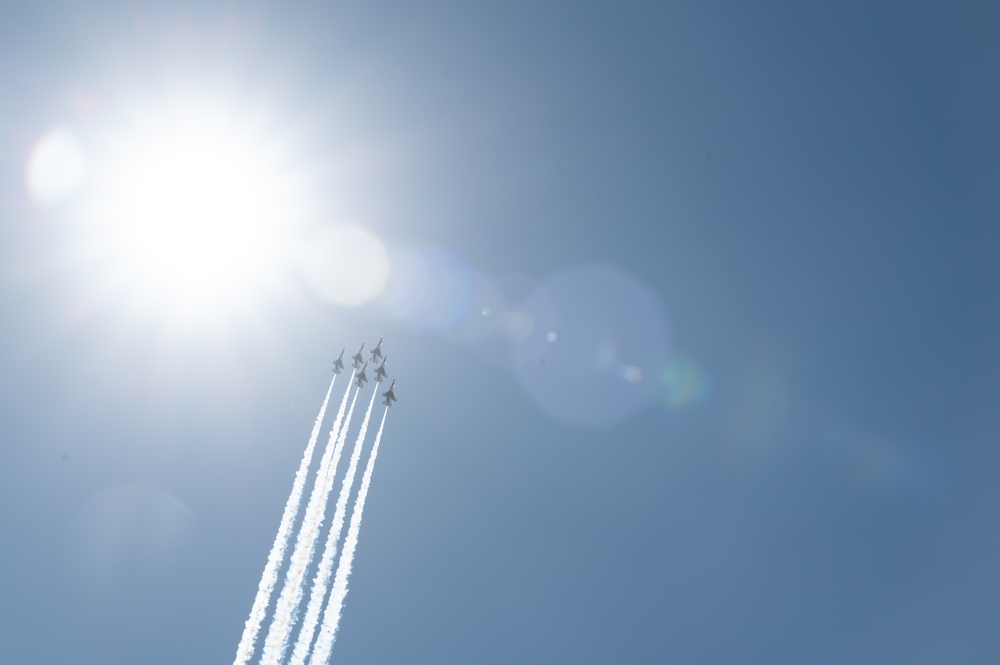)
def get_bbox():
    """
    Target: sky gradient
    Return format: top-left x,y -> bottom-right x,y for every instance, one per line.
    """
2,2 -> 999,664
